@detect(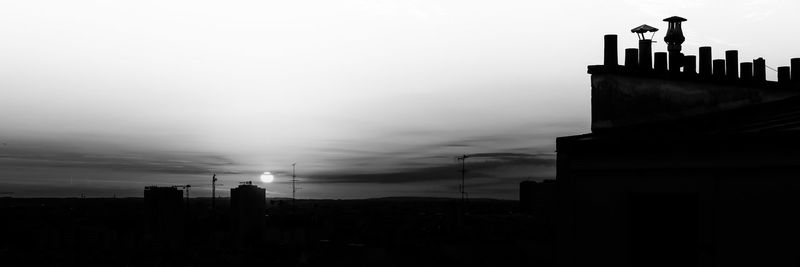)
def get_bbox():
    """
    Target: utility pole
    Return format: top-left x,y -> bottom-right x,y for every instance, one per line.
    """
292,163 -> 297,208
212,173 -> 217,214
457,154 -> 470,205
